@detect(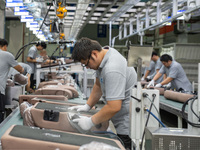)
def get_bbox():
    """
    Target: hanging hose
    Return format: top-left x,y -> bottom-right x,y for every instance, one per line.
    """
145,108 -> 166,127
140,94 -> 156,150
